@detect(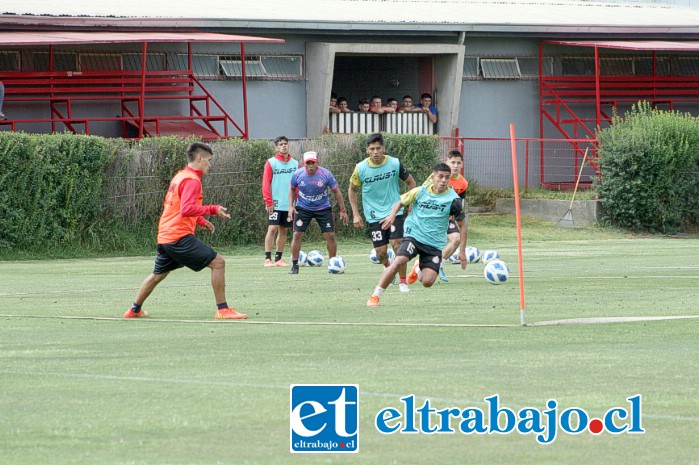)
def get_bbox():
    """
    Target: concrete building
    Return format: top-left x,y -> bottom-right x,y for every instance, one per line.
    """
3,1 -> 699,187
